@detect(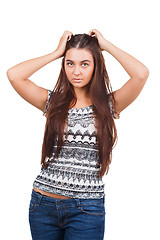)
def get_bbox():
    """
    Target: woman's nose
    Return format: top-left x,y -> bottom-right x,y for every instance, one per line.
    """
73,65 -> 81,74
